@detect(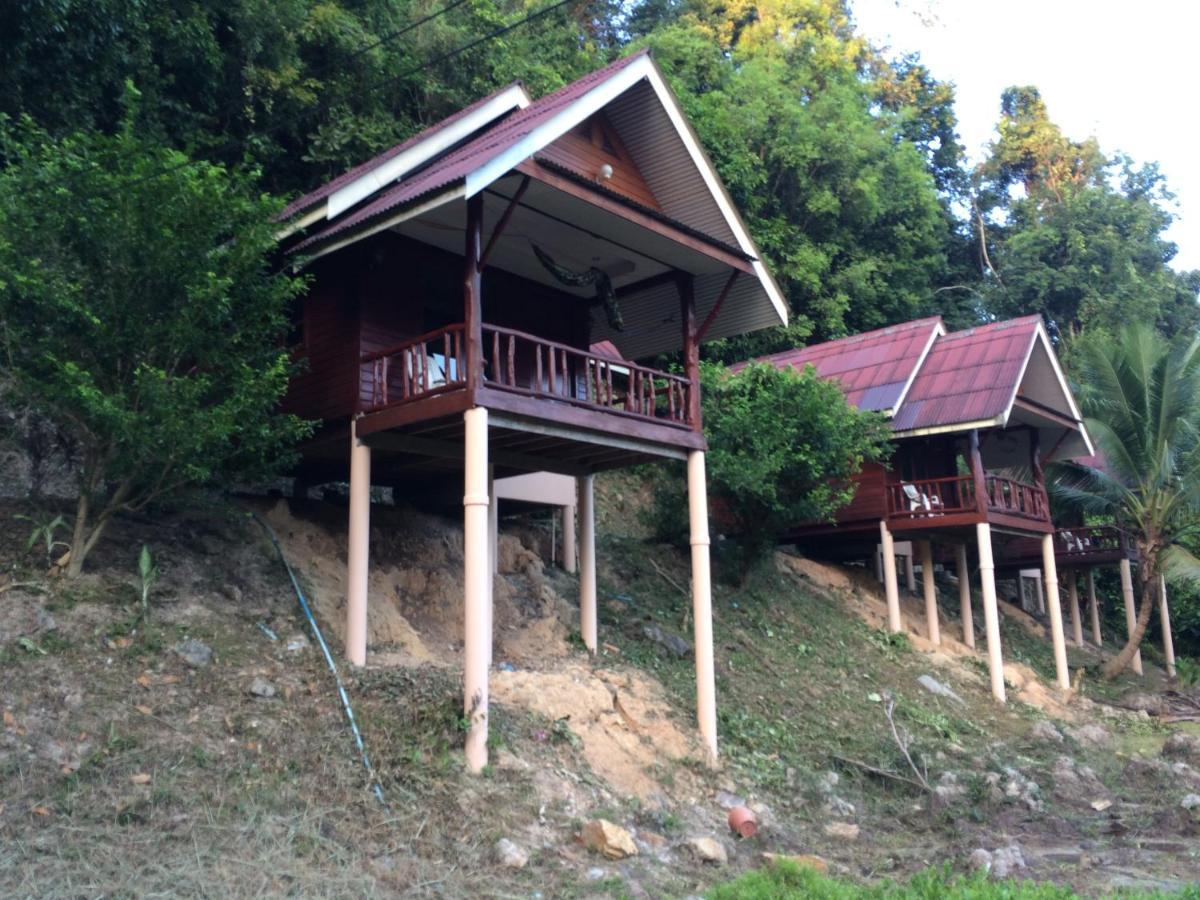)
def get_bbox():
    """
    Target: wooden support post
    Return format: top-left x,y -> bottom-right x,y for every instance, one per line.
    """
1119,558 -> 1144,676
1087,569 -> 1102,646
1042,533 -> 1071,690
1066,569 -> 1083,647
463,407 -> 491,773
578,474 -> 597,654
1160,575 -> 1177,679
920,539 -> 940,645
977,523 -> 1006,703
688,450 -> 718,765
956,544 -> 975,649
879,521 -> 902,634
346,421 -> 372,667
561,503 -> 577,574
678,275 -> 702,431
464,194 -> 484,395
